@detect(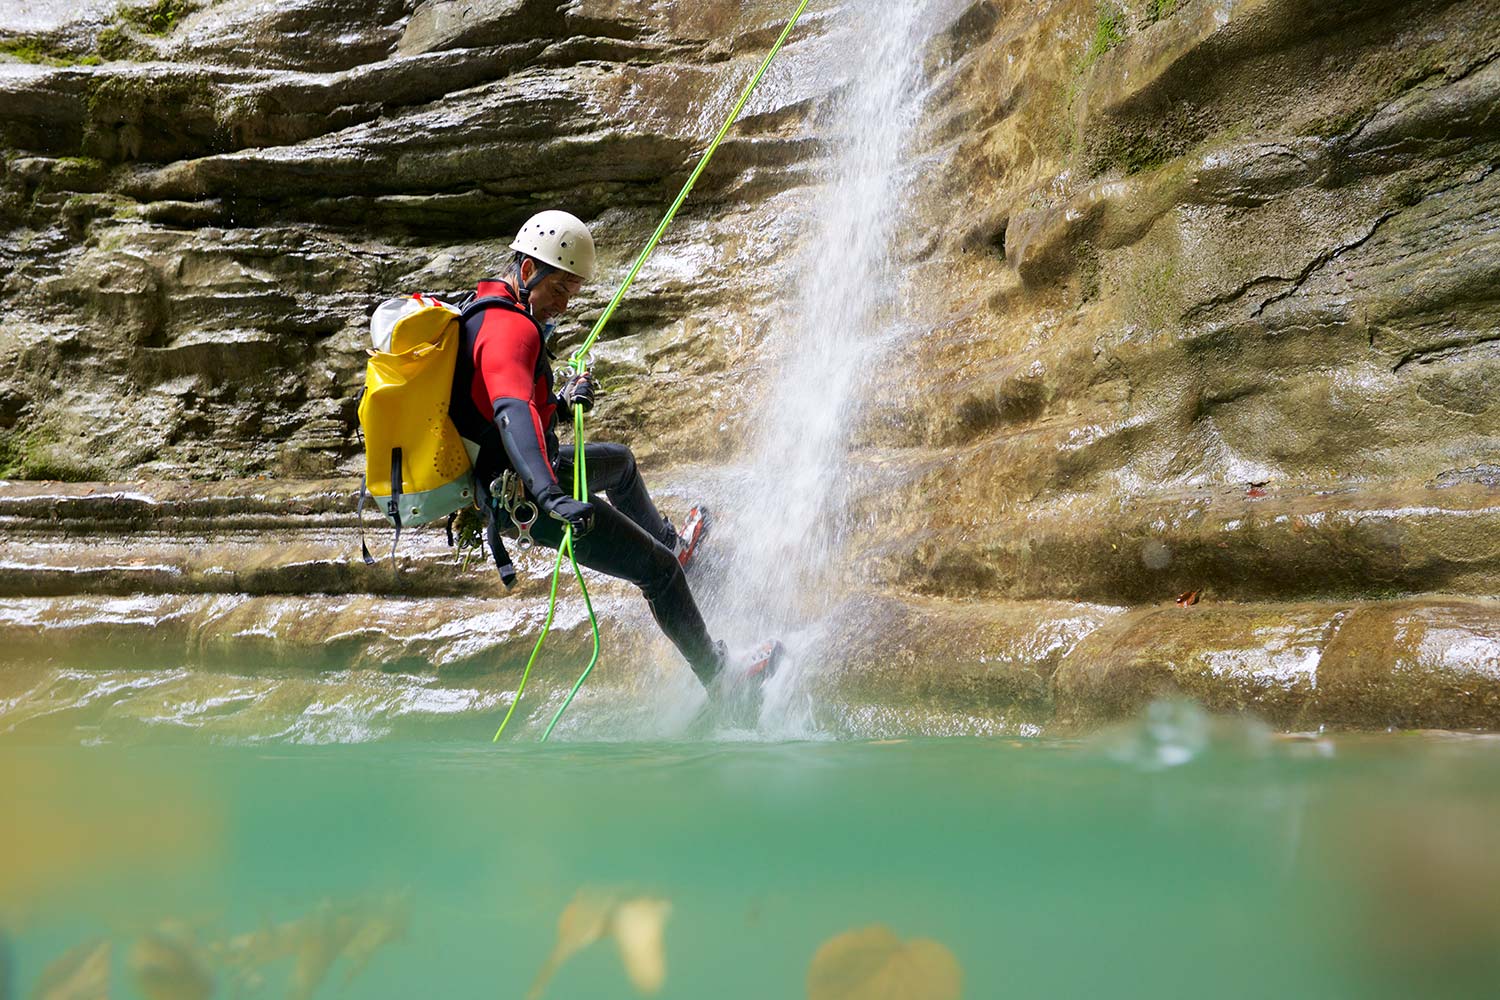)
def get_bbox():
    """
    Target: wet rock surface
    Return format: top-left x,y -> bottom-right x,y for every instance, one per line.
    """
1,0 -> 1497,731
1056,596 -> 1500,730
